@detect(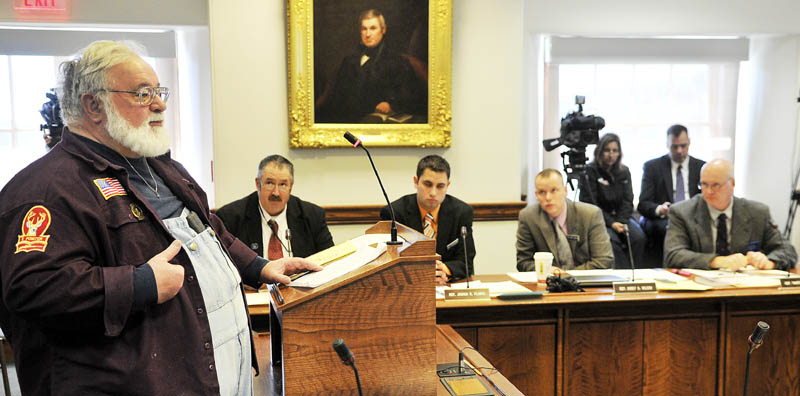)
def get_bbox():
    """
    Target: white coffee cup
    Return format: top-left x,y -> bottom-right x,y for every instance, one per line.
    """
534,252 -> 554,282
